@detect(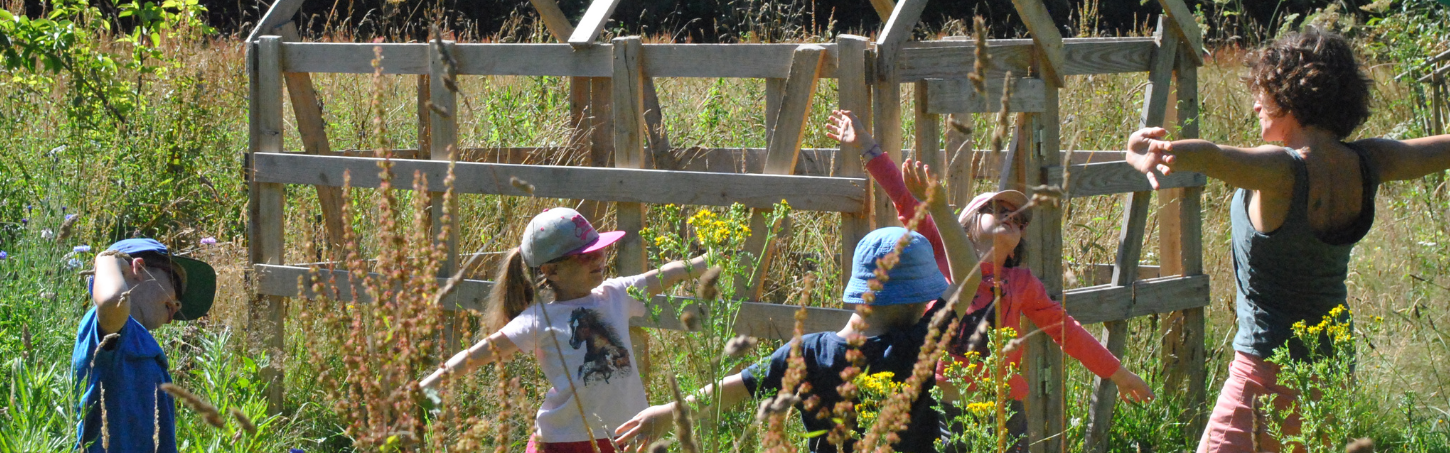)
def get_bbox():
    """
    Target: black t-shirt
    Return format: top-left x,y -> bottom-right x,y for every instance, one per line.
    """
740,301 -> 949,453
